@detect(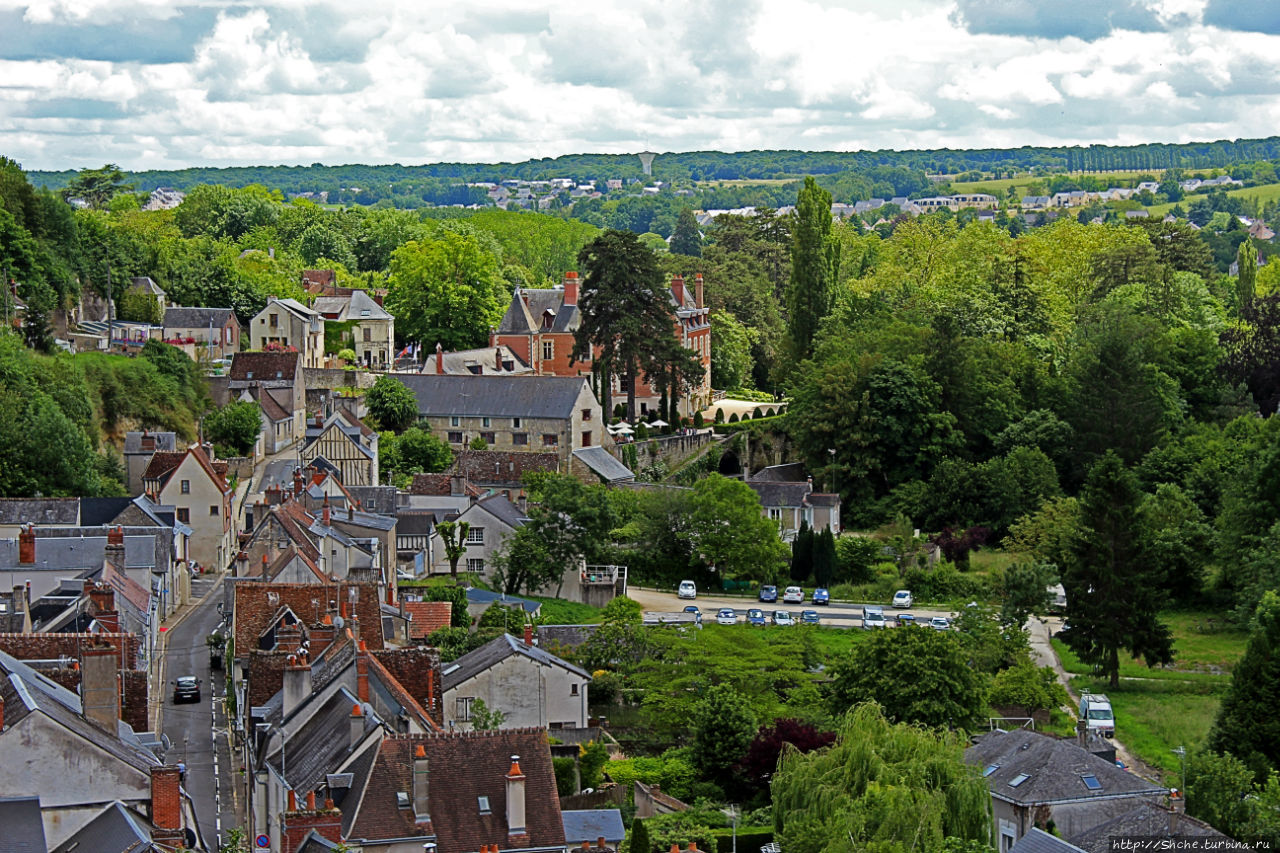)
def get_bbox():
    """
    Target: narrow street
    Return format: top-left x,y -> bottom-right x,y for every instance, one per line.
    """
158,574 -> 241,851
